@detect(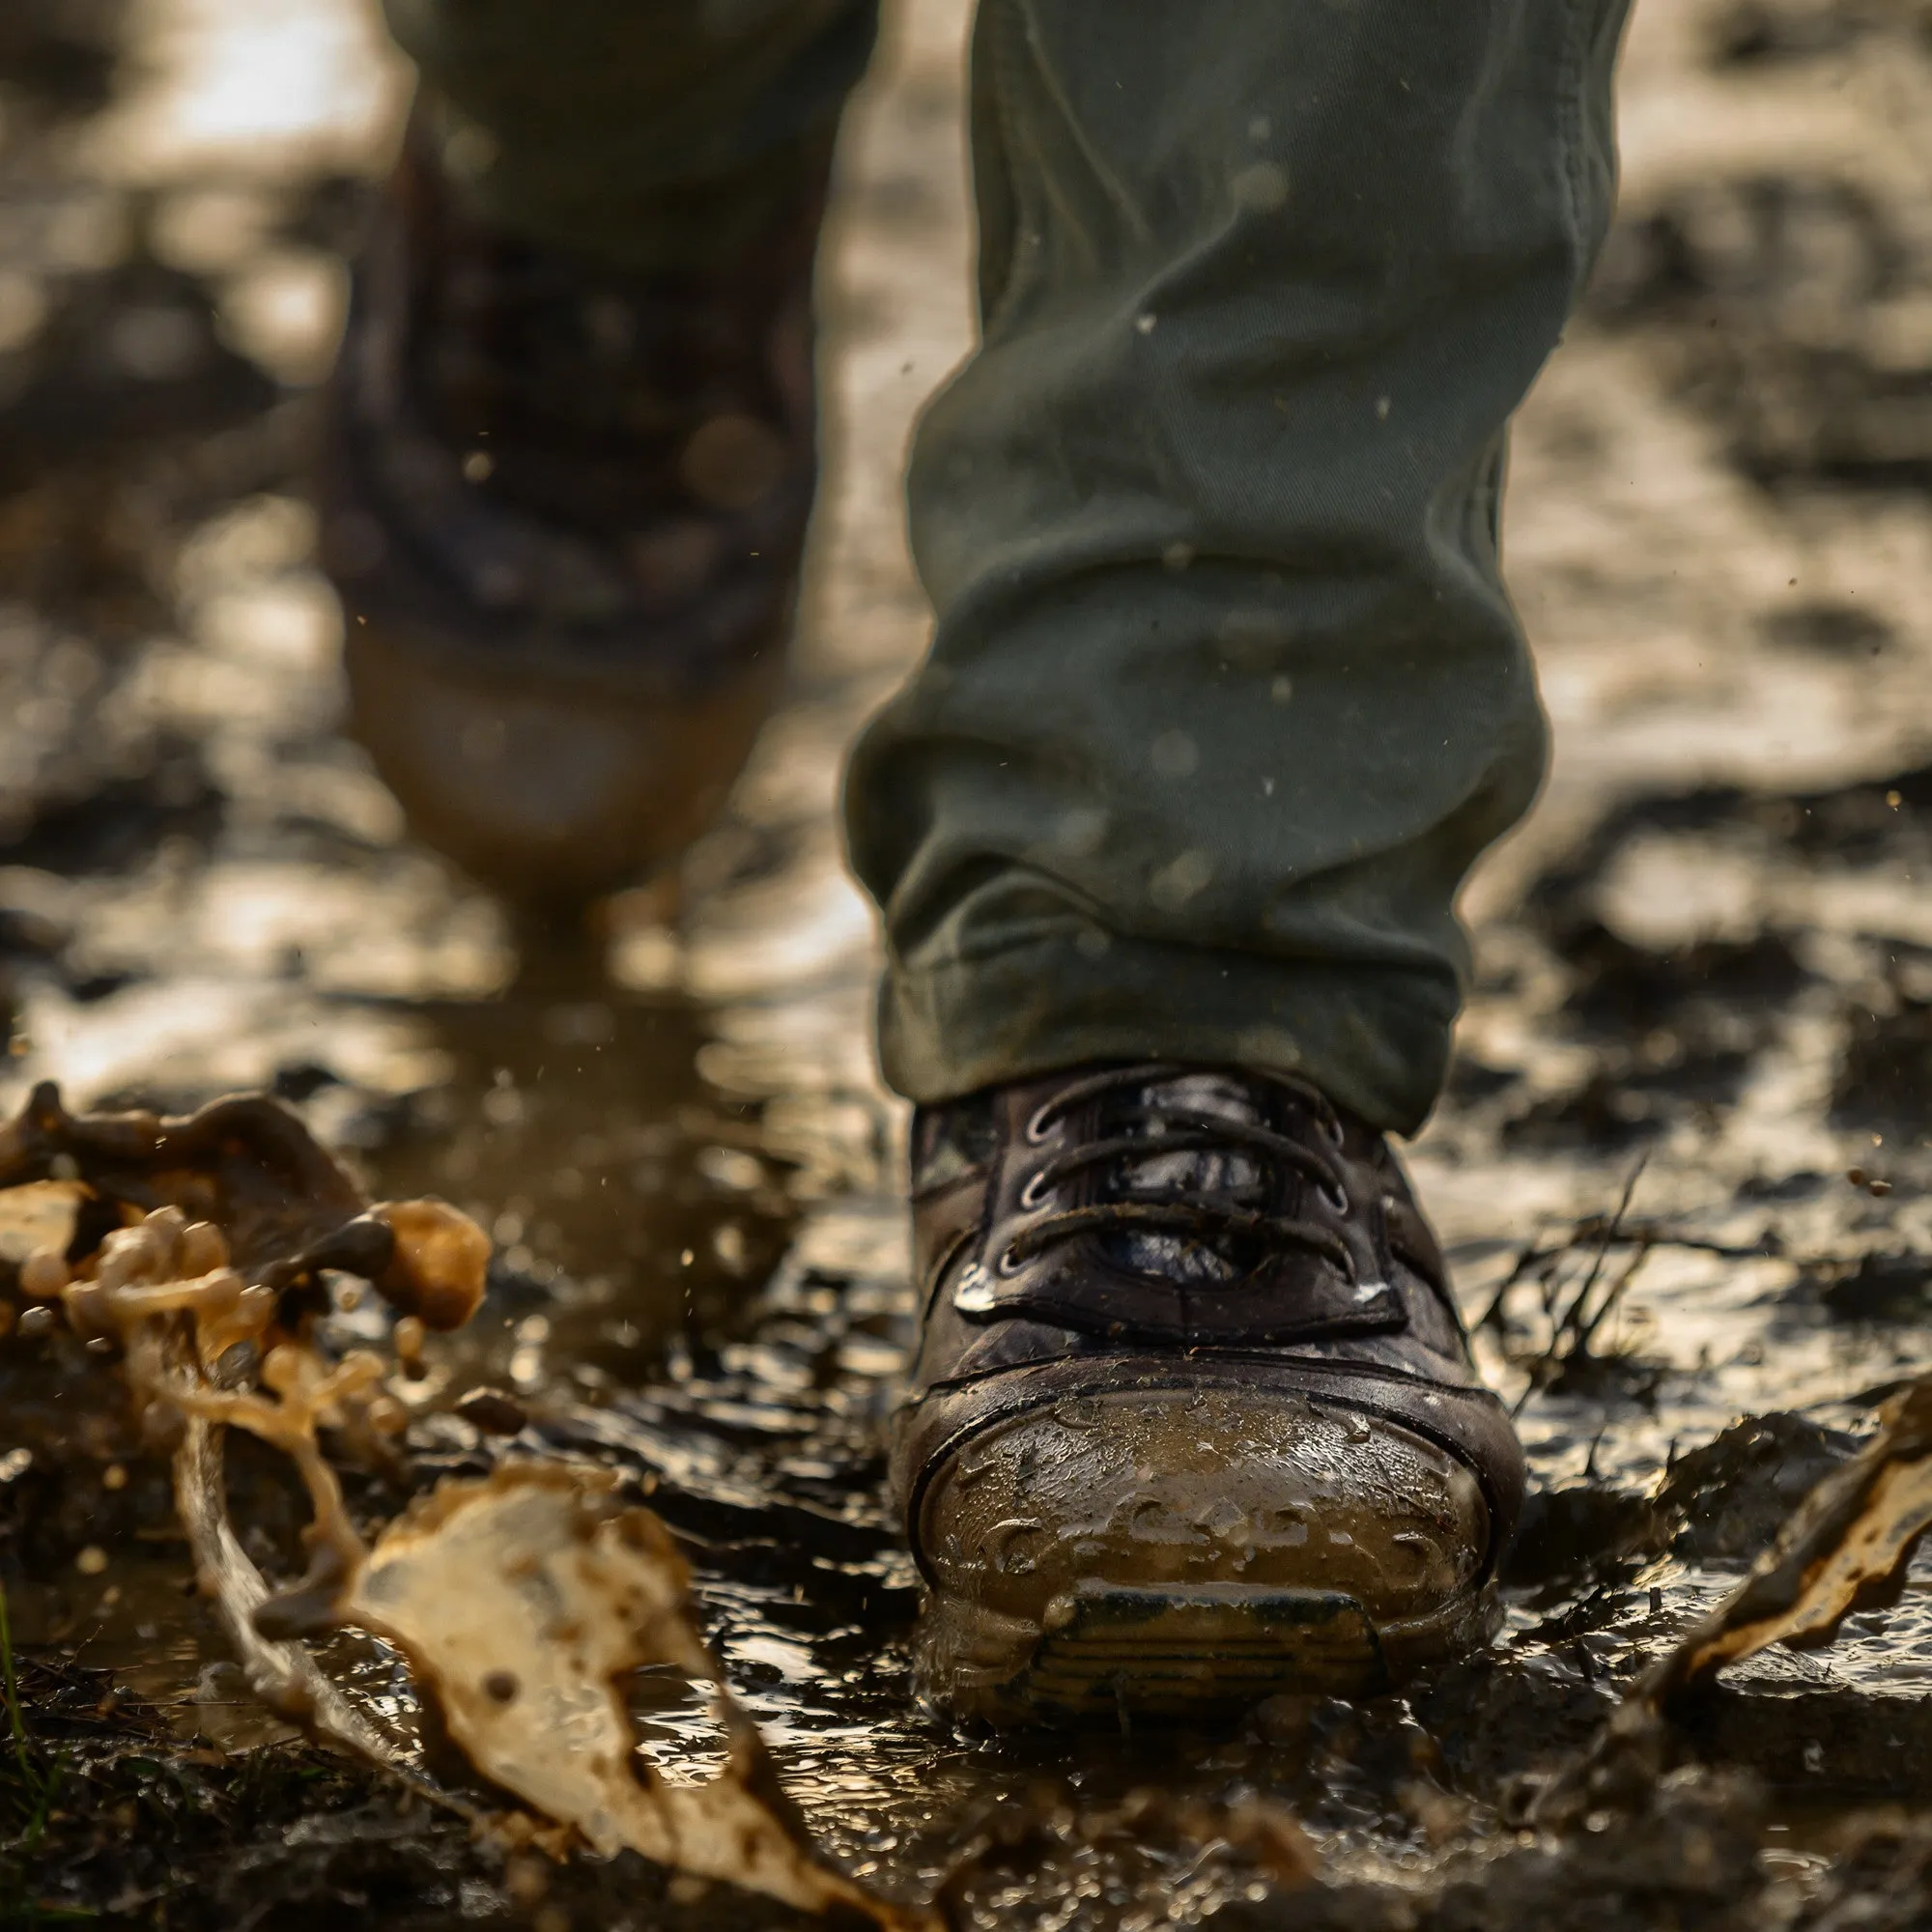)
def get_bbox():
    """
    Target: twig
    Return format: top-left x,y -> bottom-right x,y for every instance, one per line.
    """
1510,1159 -> 1652,1414
1577,1241 -> 1654,1355
1550,1155 -> 1649,1346
1475,1236 -> 1550,1336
